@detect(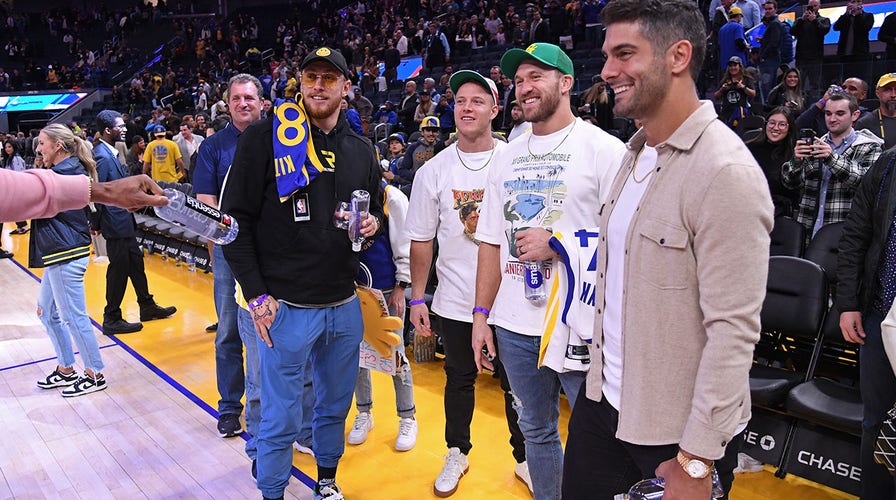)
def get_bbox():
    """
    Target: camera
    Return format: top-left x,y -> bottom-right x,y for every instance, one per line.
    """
799,128 -> 816,144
